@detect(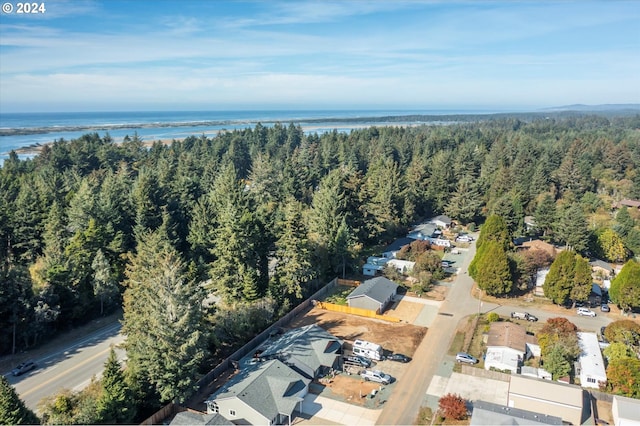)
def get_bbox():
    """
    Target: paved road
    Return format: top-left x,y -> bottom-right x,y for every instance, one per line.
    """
376,240 -> 614,426
3,322 -> 125,412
